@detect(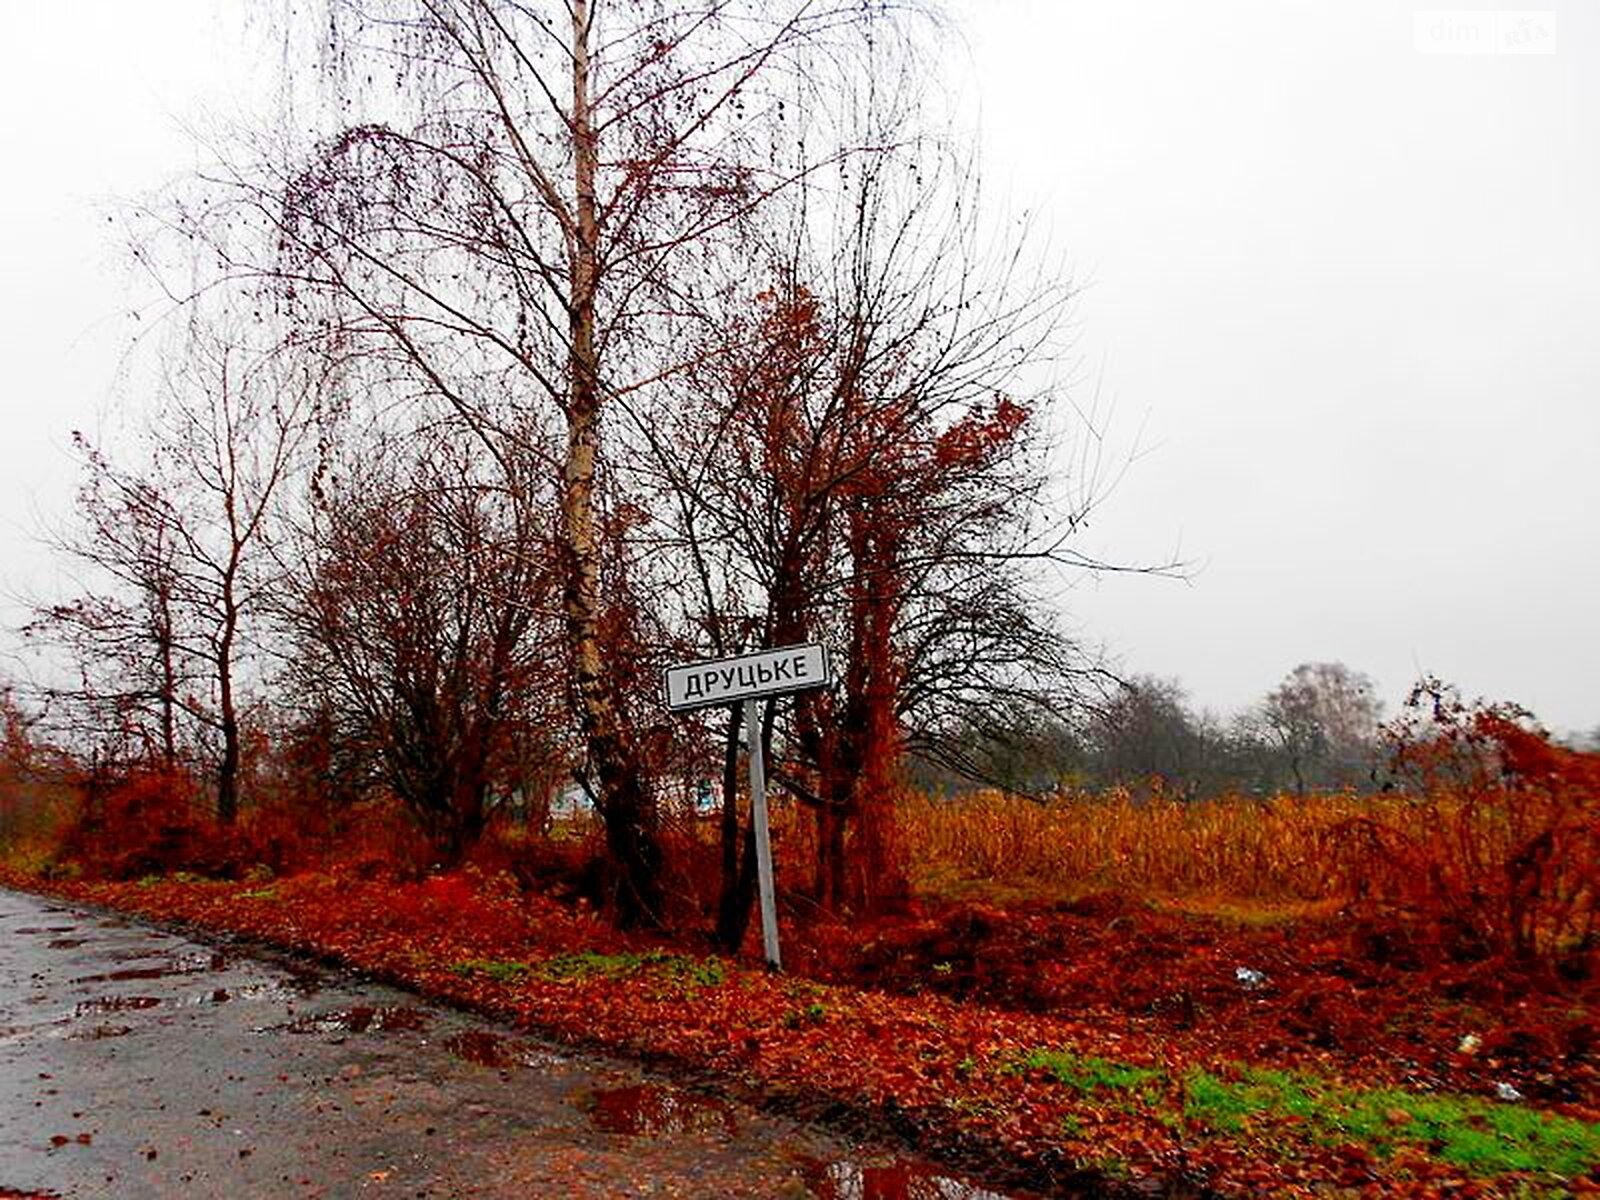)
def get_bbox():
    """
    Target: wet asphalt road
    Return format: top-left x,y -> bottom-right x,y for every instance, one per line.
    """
0,889 -> 1021,1199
